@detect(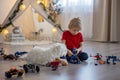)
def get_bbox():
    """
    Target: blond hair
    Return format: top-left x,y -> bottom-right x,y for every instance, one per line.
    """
68,17 -> 81,30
